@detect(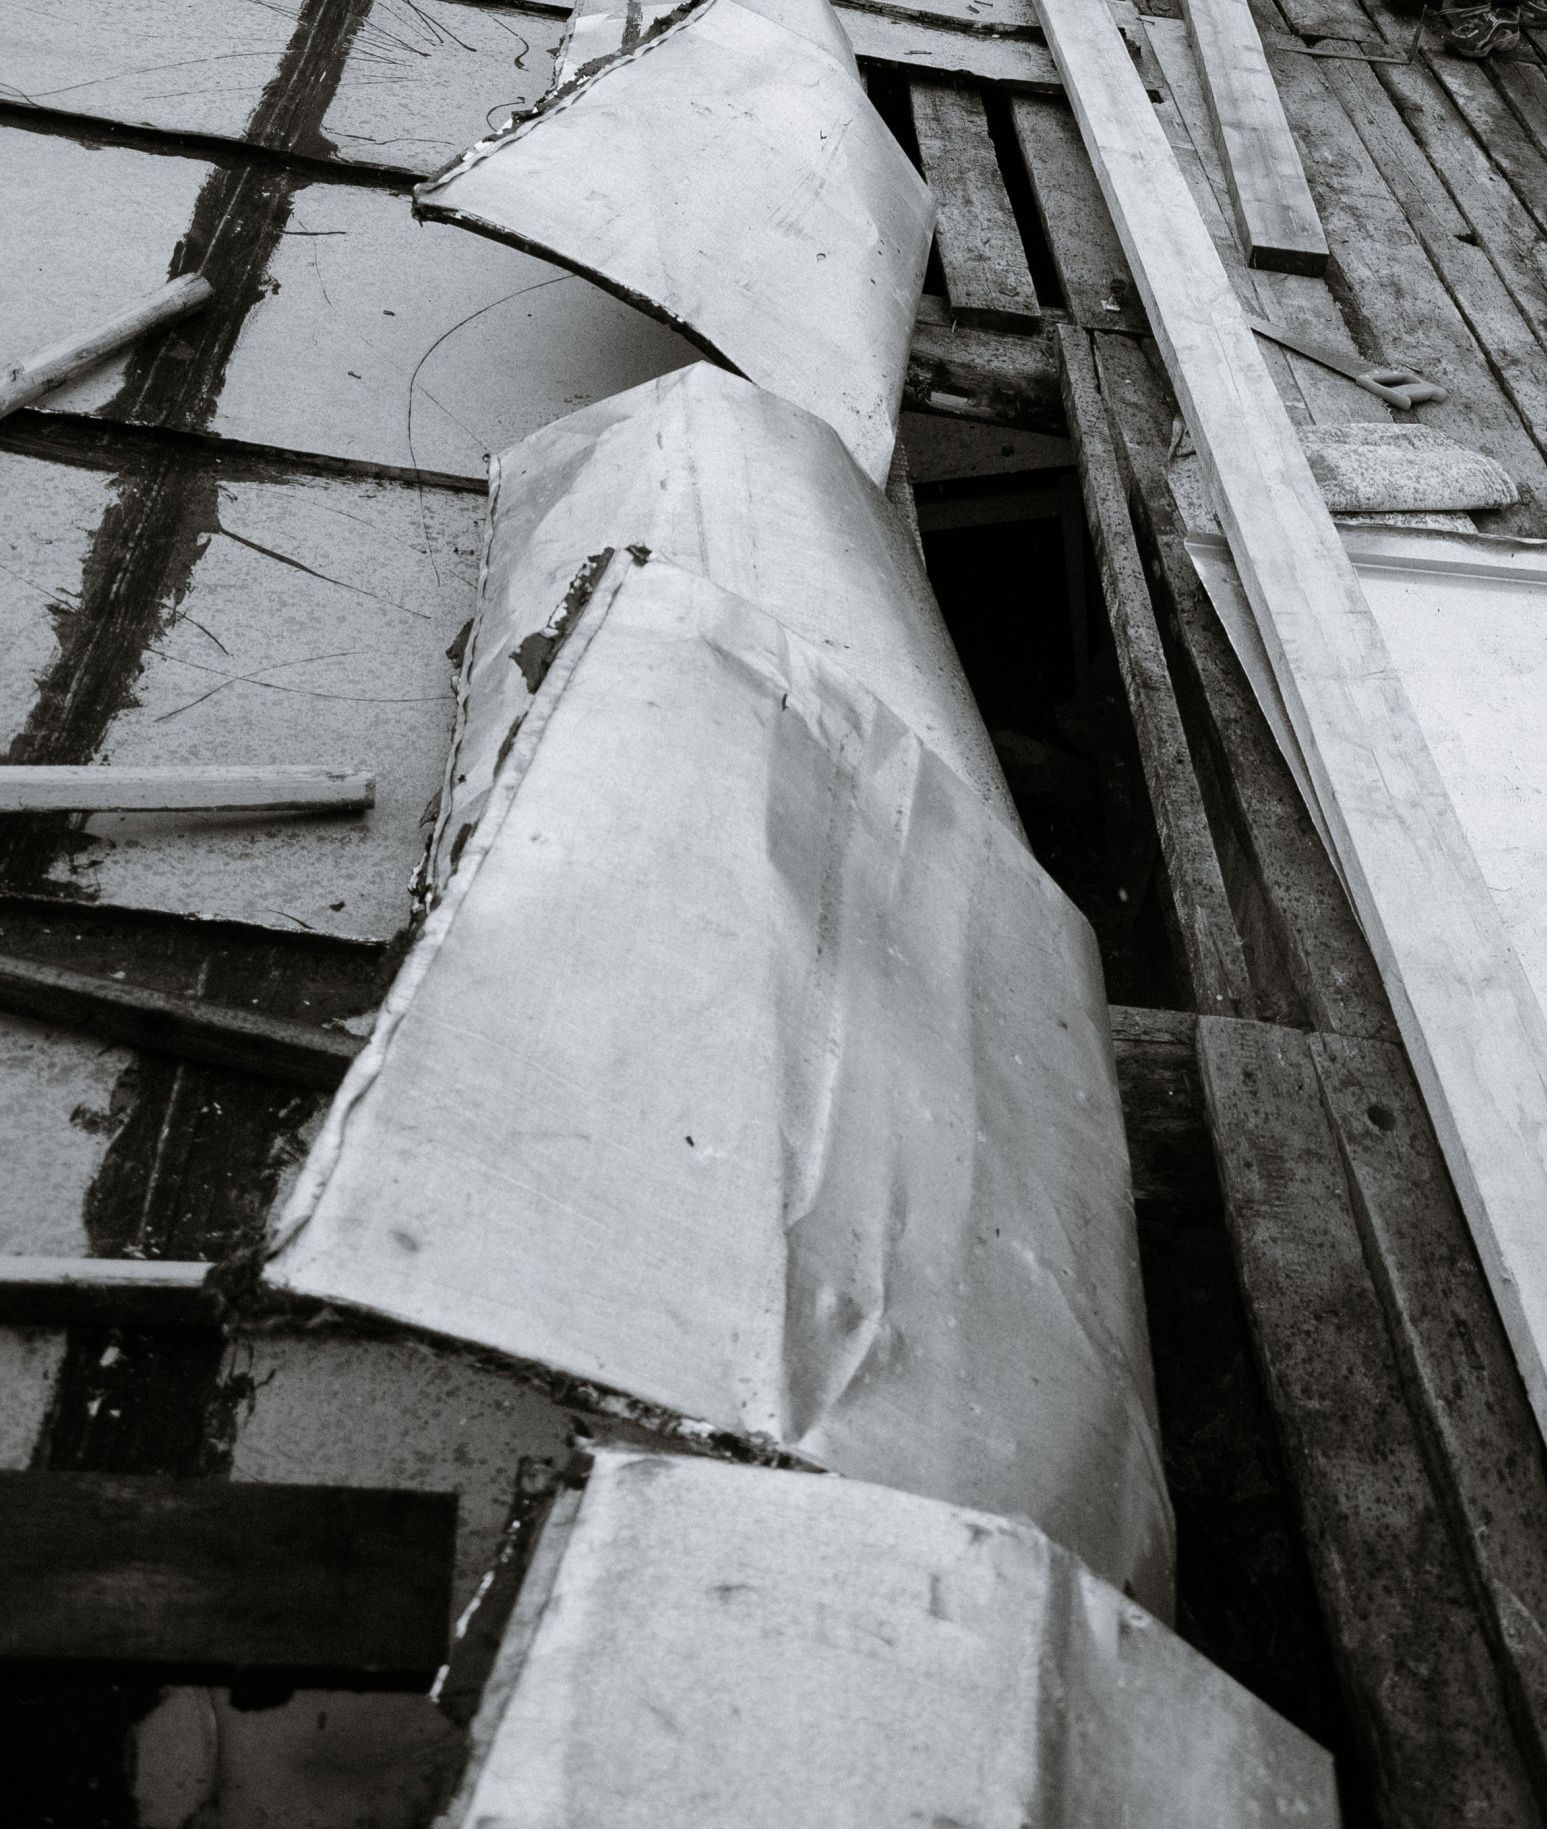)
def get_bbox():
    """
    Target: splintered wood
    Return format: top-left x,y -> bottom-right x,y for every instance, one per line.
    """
1180,0 -> 1328,272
